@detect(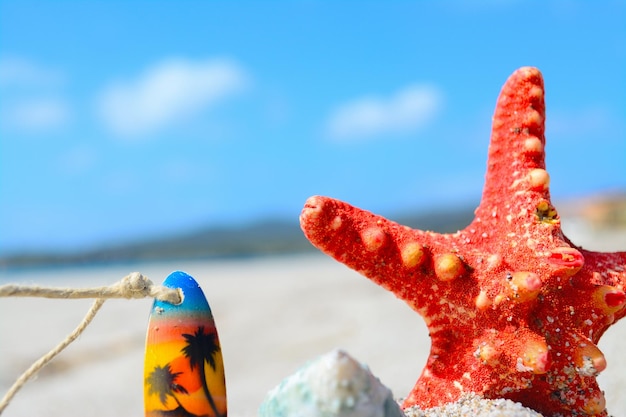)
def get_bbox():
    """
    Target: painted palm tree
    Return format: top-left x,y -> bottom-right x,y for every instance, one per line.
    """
146,363 -> 194,417
181,325 -> 224,417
